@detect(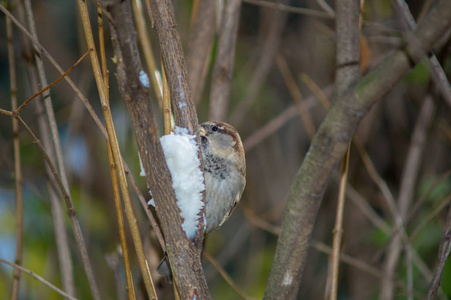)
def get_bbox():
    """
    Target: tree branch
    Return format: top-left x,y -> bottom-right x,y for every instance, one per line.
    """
104,0 -> 209,298
186,0 -> 216,105
209,0 -> 242,121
